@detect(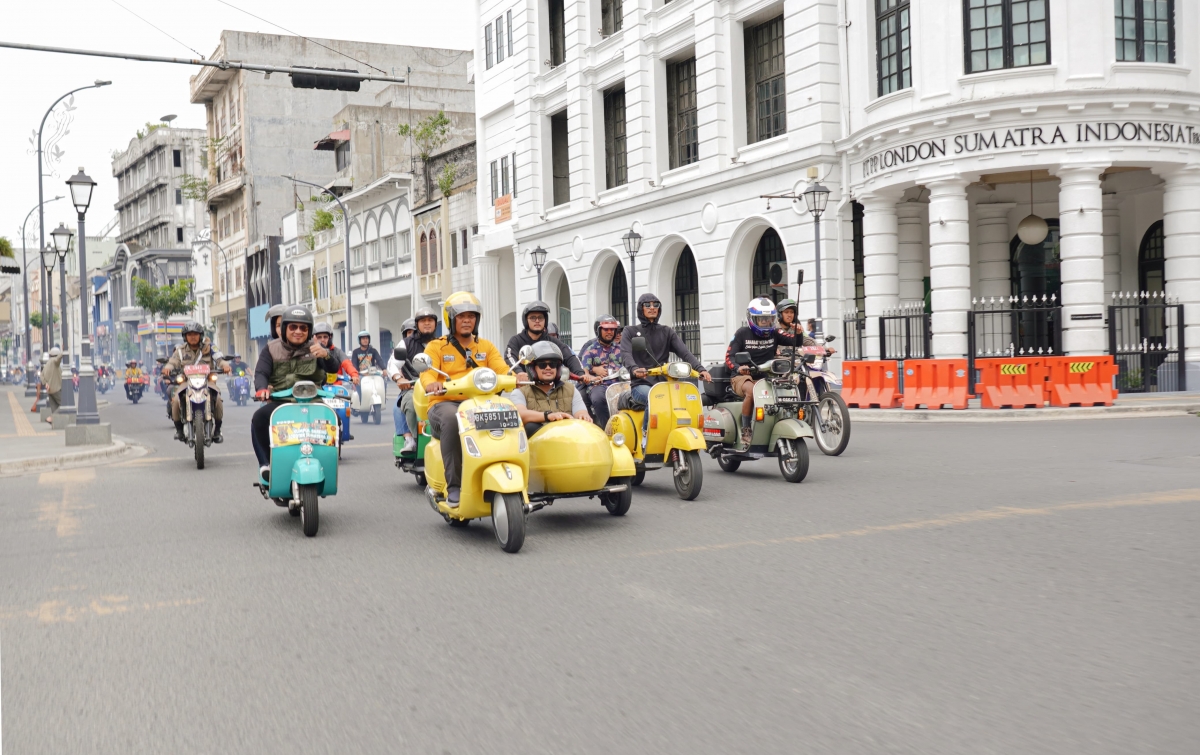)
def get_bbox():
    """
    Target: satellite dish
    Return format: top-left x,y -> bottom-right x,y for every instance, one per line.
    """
160,114 -> 177,126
